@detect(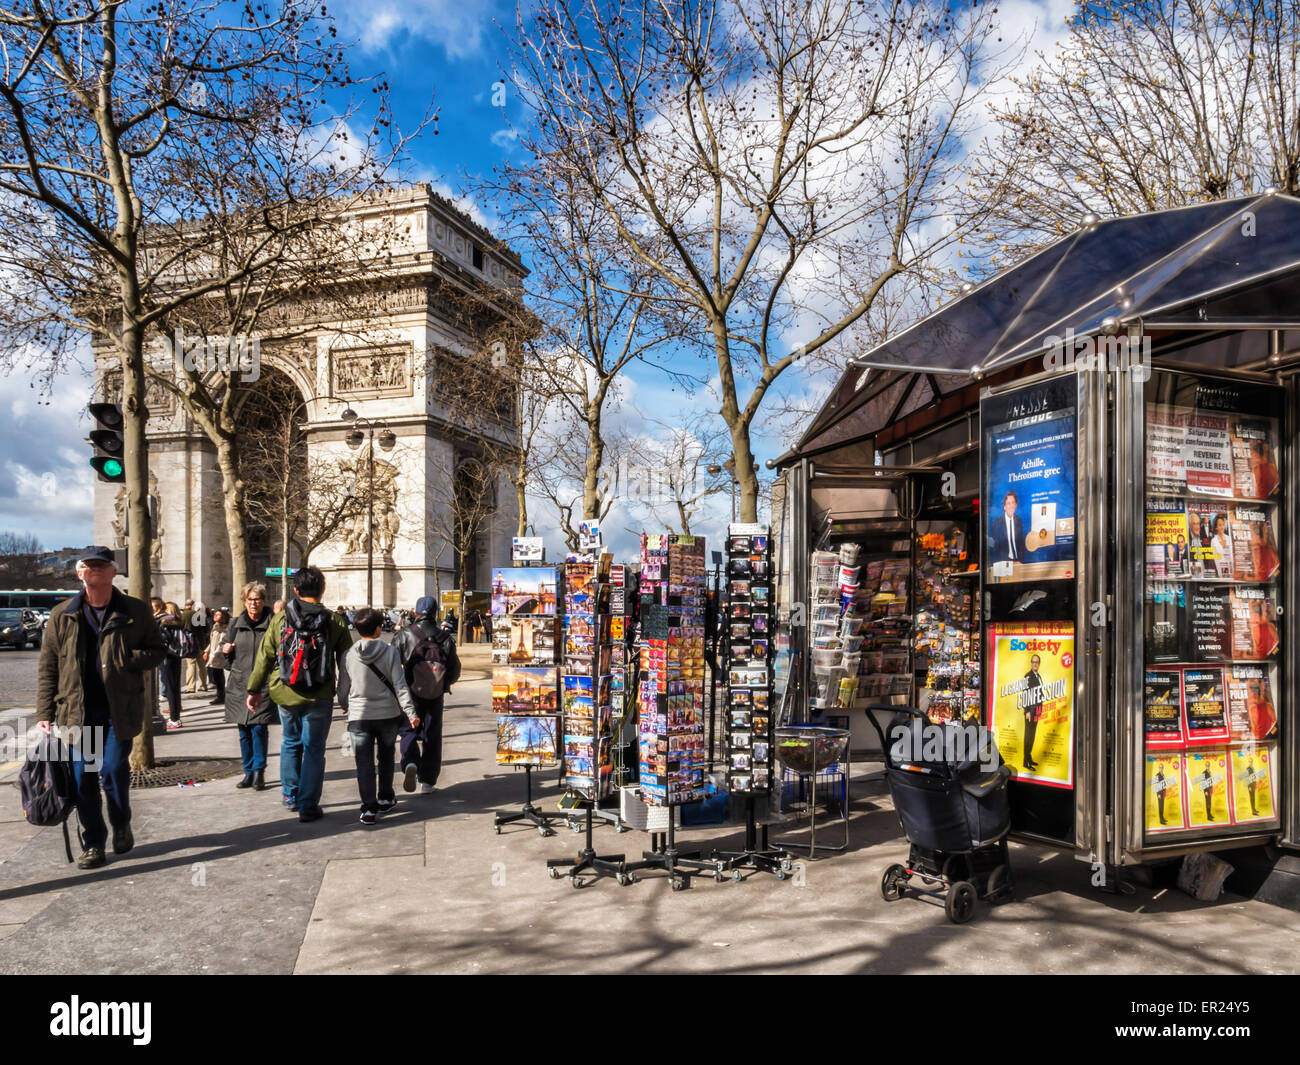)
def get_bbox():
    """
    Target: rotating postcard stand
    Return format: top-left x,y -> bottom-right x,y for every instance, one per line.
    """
547,562 -> 630,886
709,523 -> 793,880
619,533 -> 716,890
491,562 -> 573,837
